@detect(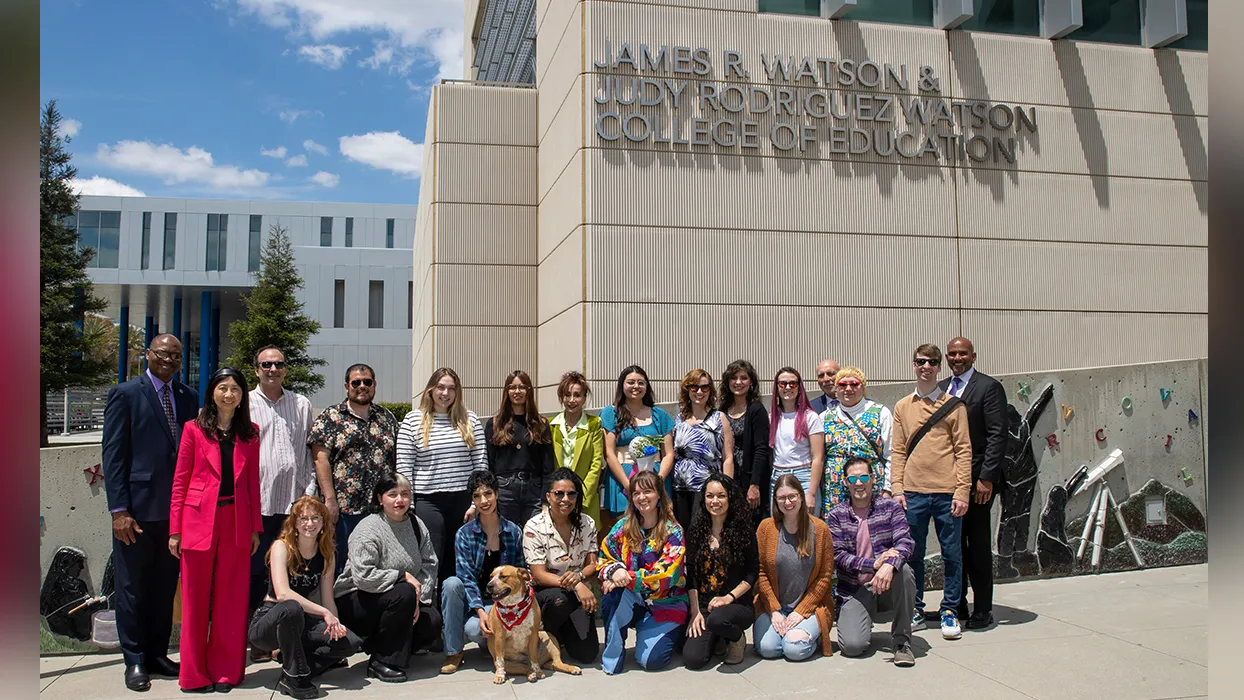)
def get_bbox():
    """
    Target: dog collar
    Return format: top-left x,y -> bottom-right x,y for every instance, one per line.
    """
494,584 -> 535,631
